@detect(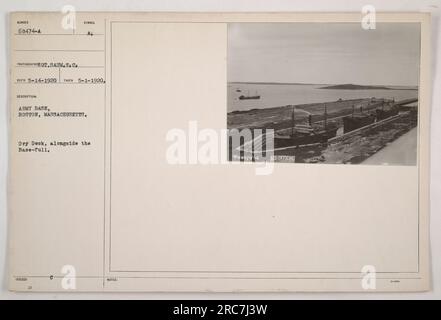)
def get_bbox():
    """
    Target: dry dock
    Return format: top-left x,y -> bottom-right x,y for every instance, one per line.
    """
229,98 -> 418,165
